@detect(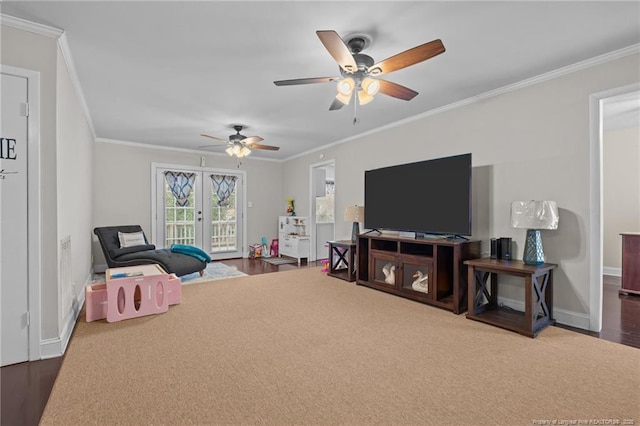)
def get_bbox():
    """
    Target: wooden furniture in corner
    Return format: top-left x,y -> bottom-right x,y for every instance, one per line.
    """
327,240 -> 357,282
464,258 -> 556,338
356,234 -> 480,314
620,233 -> 640,296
